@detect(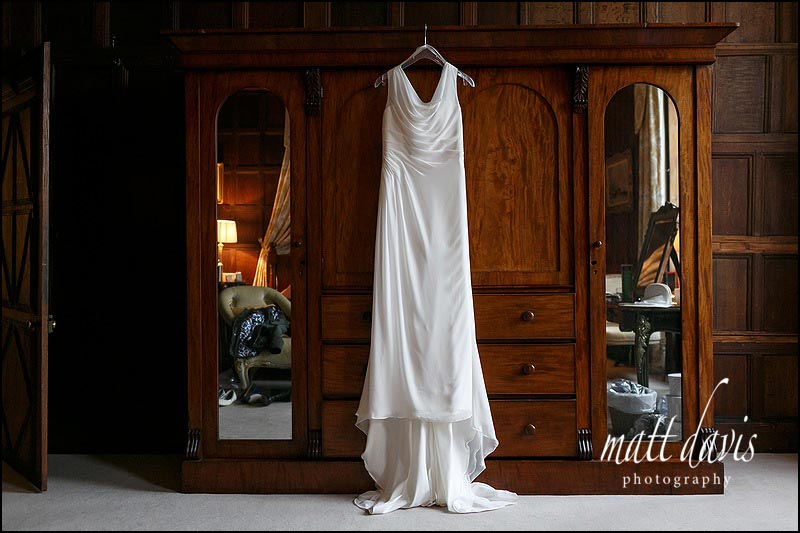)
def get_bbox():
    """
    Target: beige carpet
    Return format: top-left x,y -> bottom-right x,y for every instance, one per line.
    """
2,454 -> 797,530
